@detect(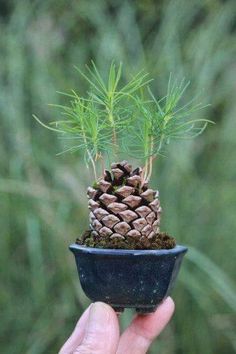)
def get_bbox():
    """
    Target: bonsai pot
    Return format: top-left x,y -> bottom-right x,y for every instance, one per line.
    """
69,243 -> 187,313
